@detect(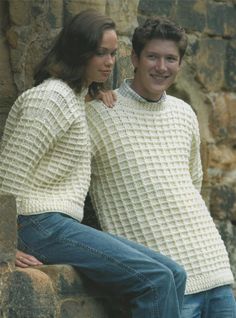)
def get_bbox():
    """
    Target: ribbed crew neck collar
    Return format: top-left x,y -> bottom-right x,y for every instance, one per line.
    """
118,79 -> 167,112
